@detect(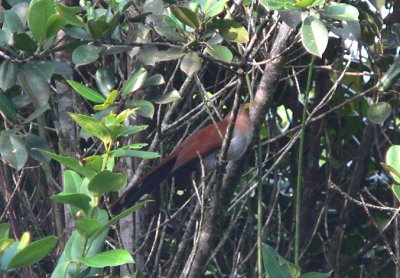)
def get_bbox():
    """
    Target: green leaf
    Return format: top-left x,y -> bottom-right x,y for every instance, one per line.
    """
87,19 -> 111,39
151,89 -> 181,104
262,244 -> 297,278
35,149 -> 96,178
18,65 -> 50,107
72,44 -> 104,67
301,16 -> 328,57
7,236 -> 57,269
378,57 -> 400,92
95,67 -> 116,96
28,0 -> 56,43
93,89 -> 118,110
0,94 -> 17,121
181,52 -> 202,76
385,145 -> 400,184
45,14 -> 67,38
392,185 -> 400,202
0,60 -> 19,91
69,113 -> 112,144
212,19 -> 249,43
127,100 -> 155,118
367,102 -> 391,125
170,5 -> 200,29
51,192 -> 91,213
322,3 -> 359,21
67,80 -> 106,103
300,271 -> 332,278
25,133 -> 51,163
207,45 -> 233,63
13,33 -> 38,52
78,249 -> 134,267
75,217 -> 103,238
204,0 -> 228,18
122,67 -> 148,96
0,131 -> 27,170
4,10 -> 24,33
259,0 -> 295,11
88,170 -> 127,196
111,149 -> 160,159
152,15 -> 186,43
0,239 -> 13,255
55,3 -> 84,27
22,104 -> 50,124
294,0 -> 323,8
0,223 -> 10,240
16,232 -> 30,252
142,74 -> 165,88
